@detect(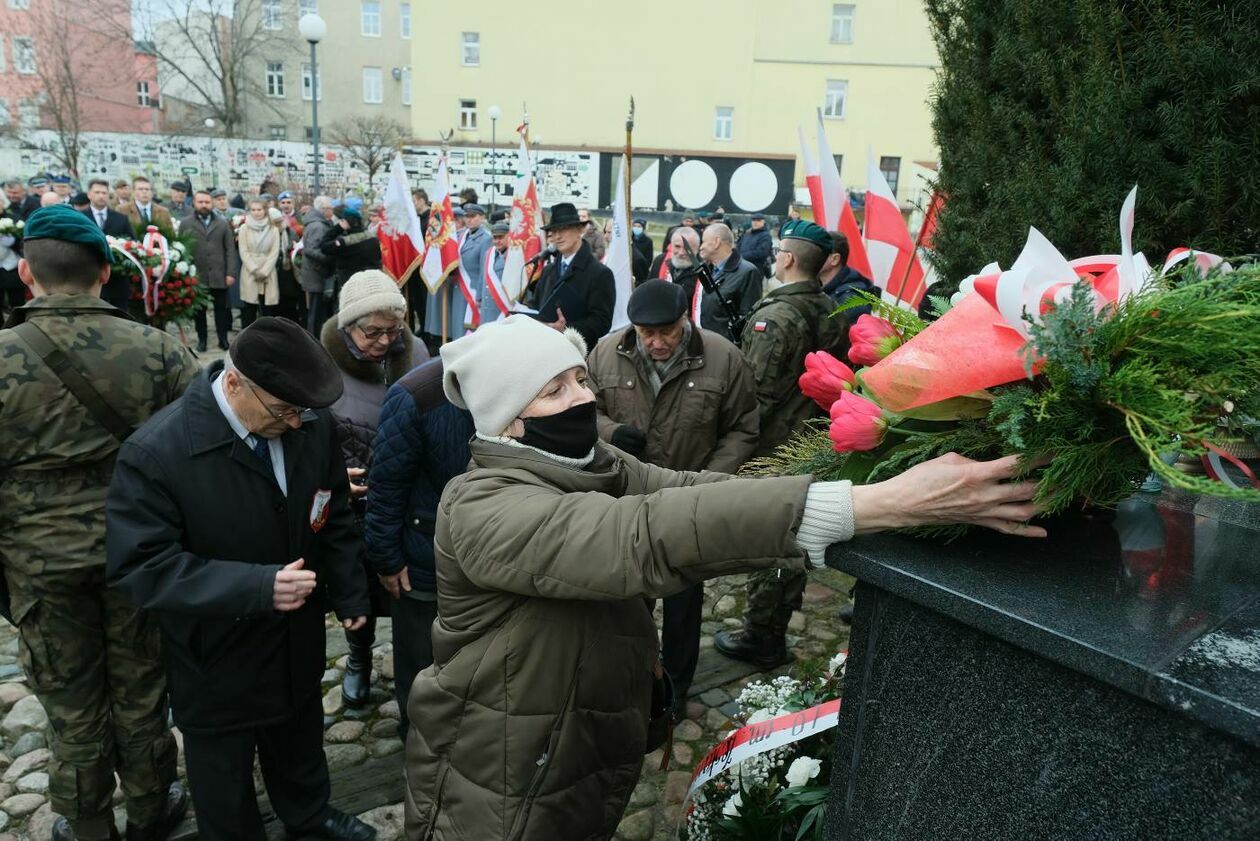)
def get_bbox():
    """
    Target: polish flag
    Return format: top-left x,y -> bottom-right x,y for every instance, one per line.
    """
378,154 -> 425,286
864,150 -> 925,309
604,154 -> 634,332
815,113 -> 843,232
801,120 -> 872,279
798,126 -> 824,227
500,134 -> 545,311
419,156 -> 461,294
